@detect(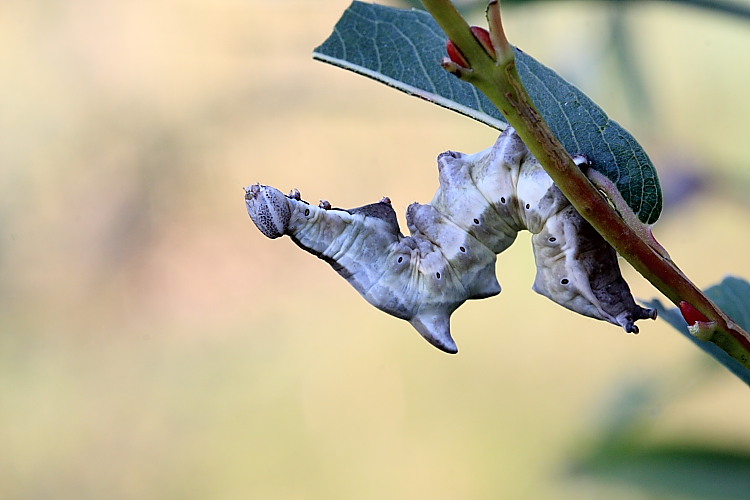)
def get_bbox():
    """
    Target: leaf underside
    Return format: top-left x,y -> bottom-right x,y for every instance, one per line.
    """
313,1 -> 662,225
646,276 -> 750,386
